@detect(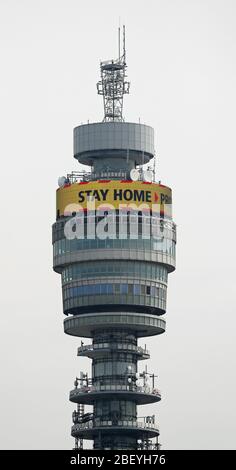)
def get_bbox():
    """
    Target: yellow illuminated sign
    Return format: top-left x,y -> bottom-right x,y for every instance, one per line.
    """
56,180 -> 172,217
